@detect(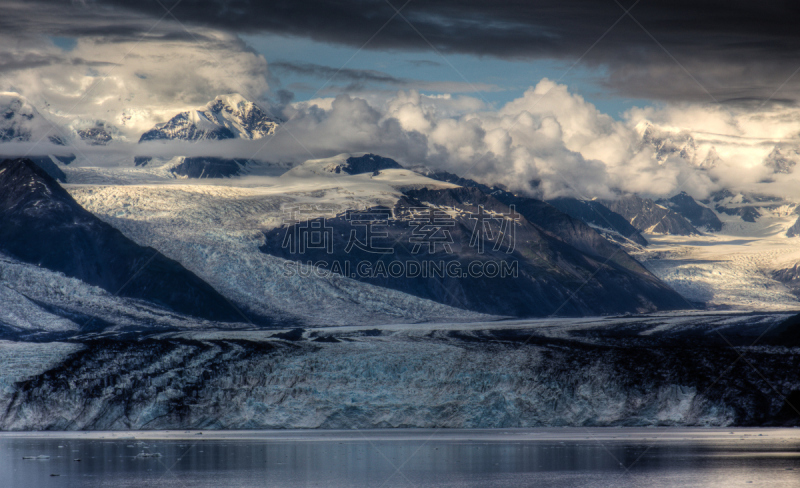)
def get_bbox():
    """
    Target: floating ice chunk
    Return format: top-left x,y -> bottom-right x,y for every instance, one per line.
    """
135,452 -> 162,459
